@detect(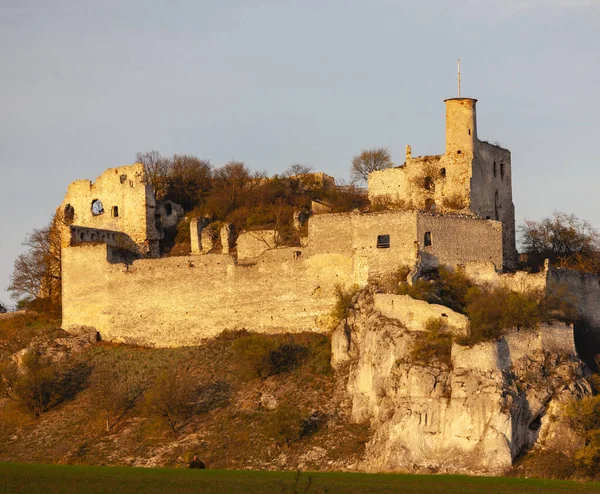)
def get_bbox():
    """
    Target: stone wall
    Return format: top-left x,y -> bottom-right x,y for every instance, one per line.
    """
237,230 -> 278,260
61,243 -> 354,347
417,213 -> 503,269
374,294 -> 469,337
548,266 -> 600,328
